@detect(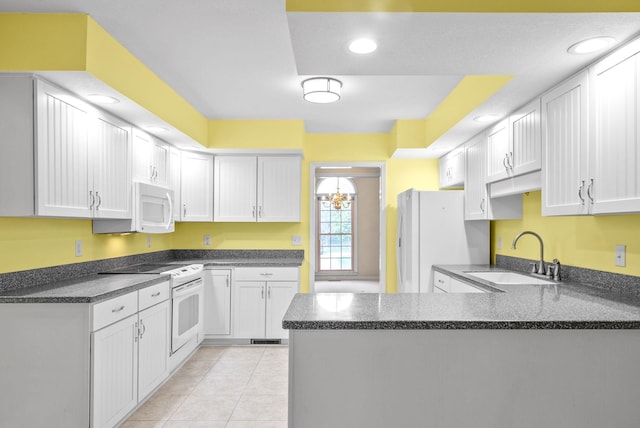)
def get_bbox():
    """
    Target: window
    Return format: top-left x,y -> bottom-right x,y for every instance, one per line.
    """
317,177 -> 355,272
